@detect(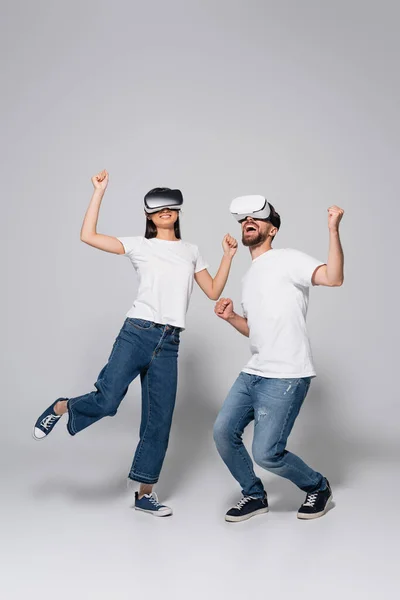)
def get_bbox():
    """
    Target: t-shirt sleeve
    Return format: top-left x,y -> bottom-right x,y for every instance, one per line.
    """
117,236 -> 143,256
286,249 -> 325,288
194,246 -> 209,273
